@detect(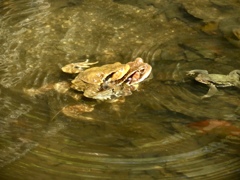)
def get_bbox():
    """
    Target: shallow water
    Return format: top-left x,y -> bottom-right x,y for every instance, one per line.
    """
0,0 -> 240,179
